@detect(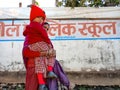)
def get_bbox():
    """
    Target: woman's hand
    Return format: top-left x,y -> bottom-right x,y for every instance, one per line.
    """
40,49 -> 56,57
48,49 -> 56,57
